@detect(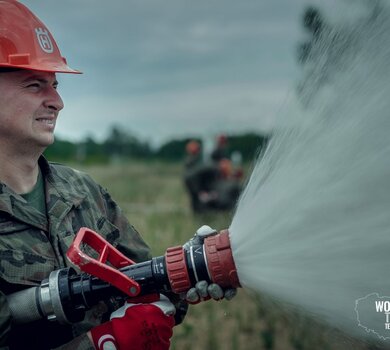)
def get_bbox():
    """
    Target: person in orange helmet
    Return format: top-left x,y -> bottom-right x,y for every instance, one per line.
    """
184,140 -> 202,168
0,1 -> 176,349
211,134 -> 229,163
186,140 -> 201,155
0,2 -> 235,349
183,140 -> 217,212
